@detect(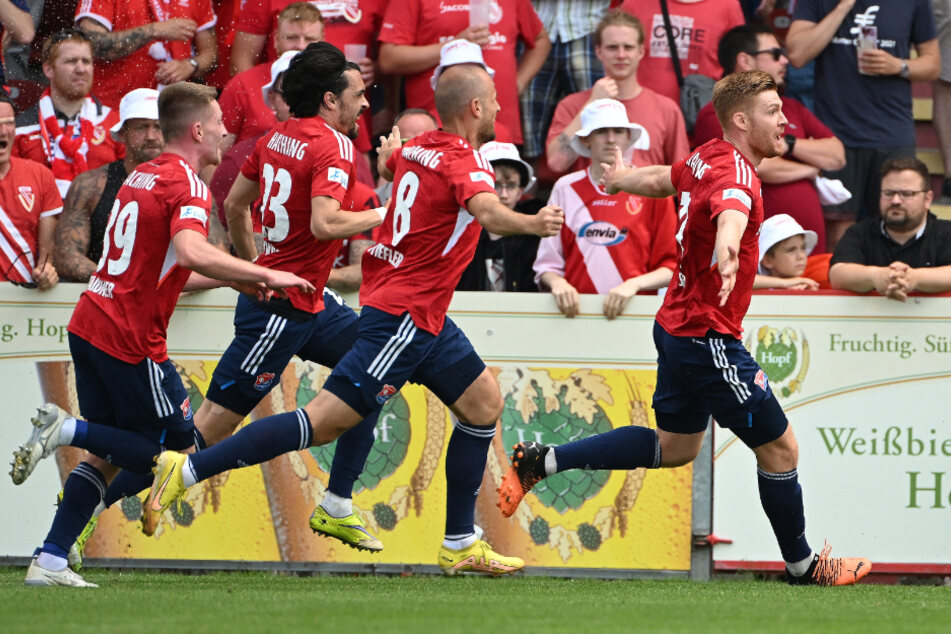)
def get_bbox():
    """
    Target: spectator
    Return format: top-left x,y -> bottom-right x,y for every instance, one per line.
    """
534,99 -> 677,319
0,91 -> 61,289
75,0 -> 218,107
693,24 -> 846,253
218,3 -> 323,151
375,107 -> 438,203
53,88 -> 162,282
378,0 -> 551,145
14,30 -> 123,198
829,157 -> 951,300
620,0 -> 745,104
519,0 -> 609,161
931,0 -> 951,203
0,0 -> 34,86
753,213 -> 828,290
457,141 -> 543,292
546,10 -> 689,176
786,0 -> 939,249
